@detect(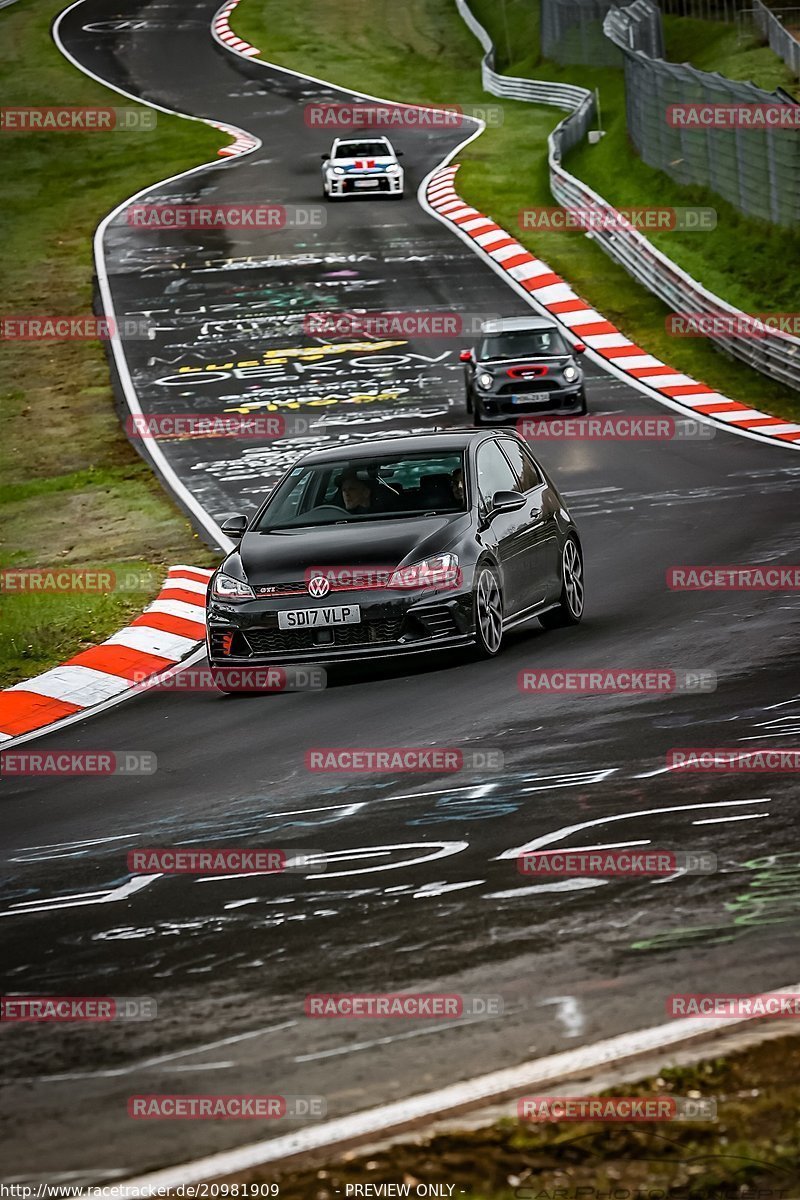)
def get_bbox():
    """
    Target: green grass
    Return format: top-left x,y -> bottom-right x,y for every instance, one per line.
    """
246,1035 -> 800,1197
0,0 -> 222,687
0,560 -> 163,687
232,0 -> 800,421
665,15 -> 800,93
